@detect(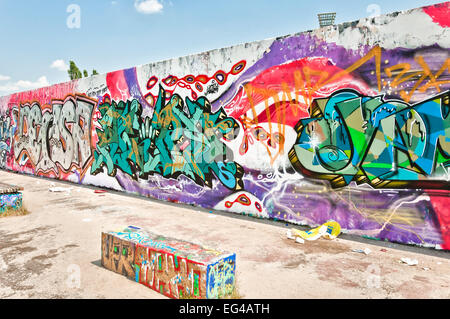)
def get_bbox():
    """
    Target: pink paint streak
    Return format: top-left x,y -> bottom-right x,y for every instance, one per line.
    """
106,70 -> 131,101
5,81 -> 76,108
224,57 -> 375,155
224,57 -> 375,122
427,190 -> 450,250
423,2 -> 450,28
